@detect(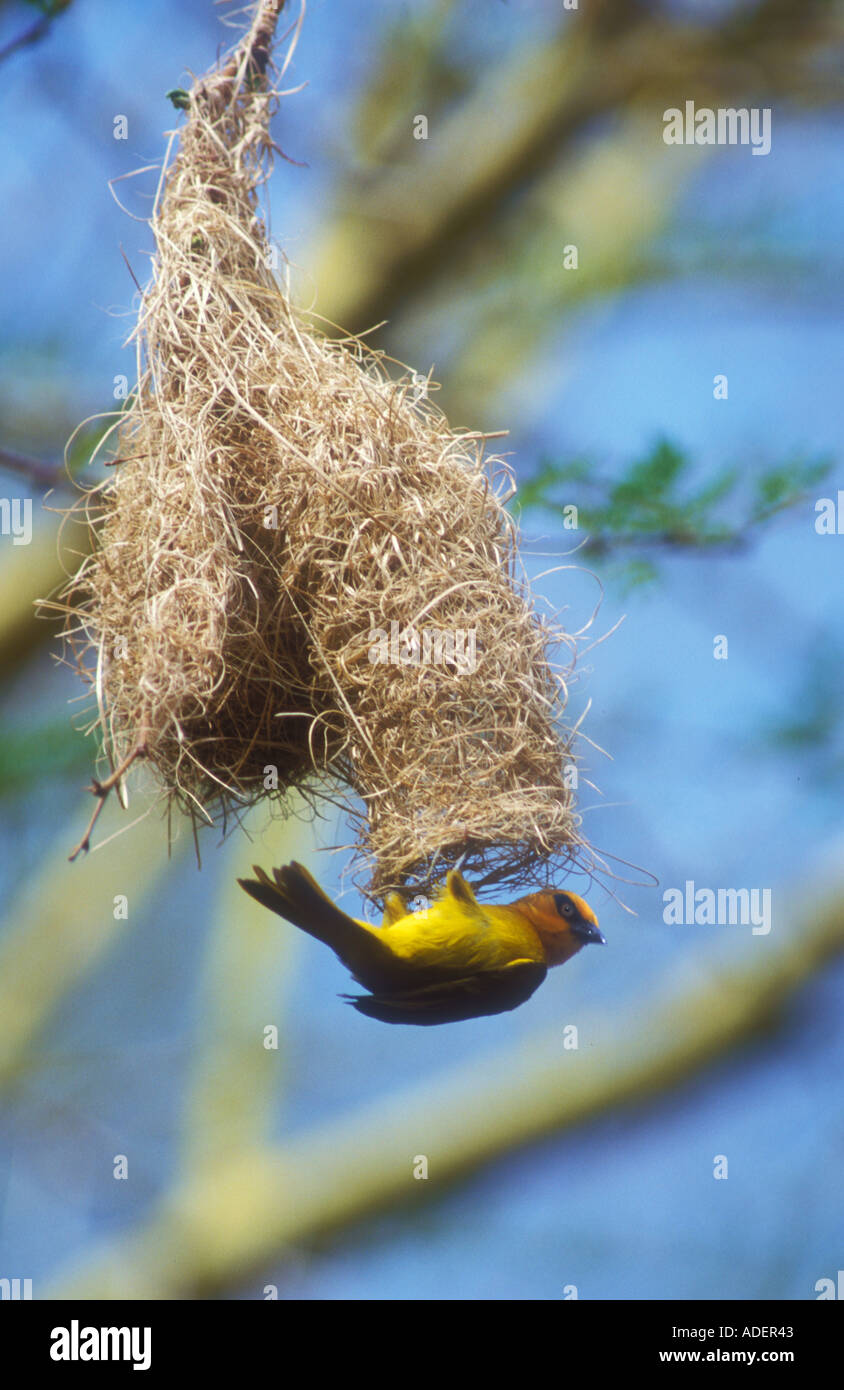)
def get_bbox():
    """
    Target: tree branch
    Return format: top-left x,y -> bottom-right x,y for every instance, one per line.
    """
0,447 -> 67,492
